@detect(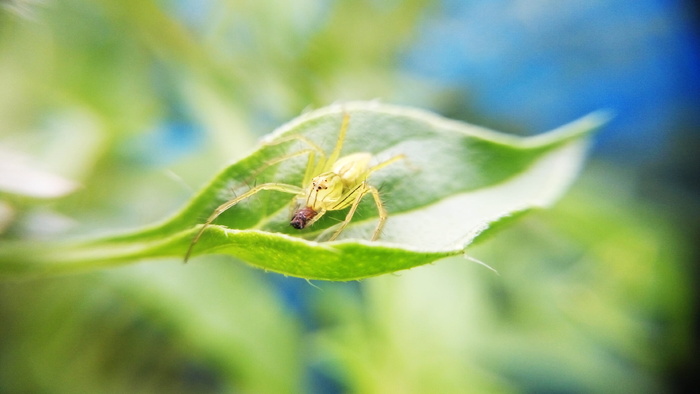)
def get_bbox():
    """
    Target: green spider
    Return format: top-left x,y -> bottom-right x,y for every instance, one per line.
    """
185,113 -> 404,261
